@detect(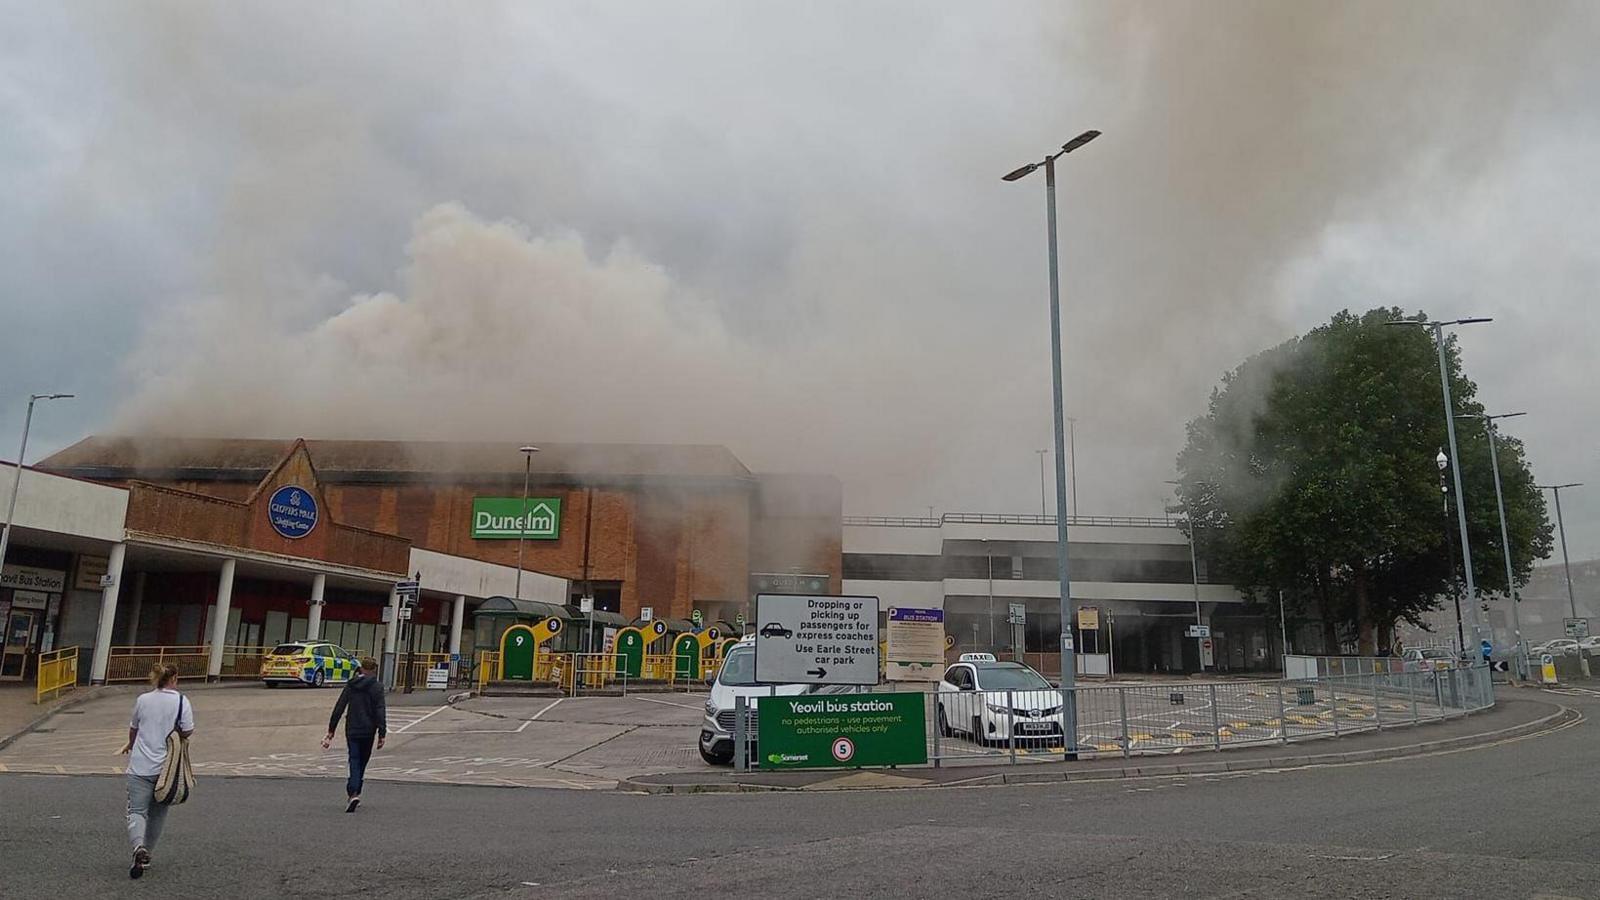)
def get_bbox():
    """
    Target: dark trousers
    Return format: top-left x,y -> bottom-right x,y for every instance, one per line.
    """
346,734 -> 376,798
